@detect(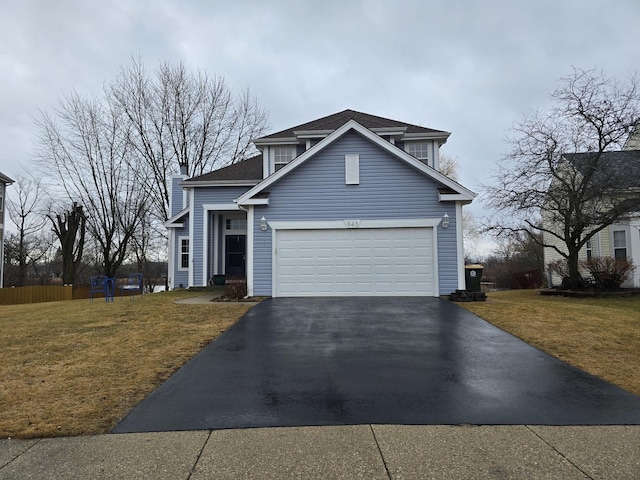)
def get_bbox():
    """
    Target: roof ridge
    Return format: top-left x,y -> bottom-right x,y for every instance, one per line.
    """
259,109 -> 448,140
